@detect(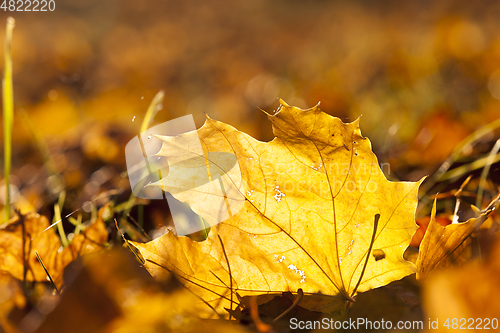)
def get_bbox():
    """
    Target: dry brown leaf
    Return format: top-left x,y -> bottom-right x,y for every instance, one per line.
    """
0,272 -> 25,333
416,194 -> 500,280
410,215 -> 452,248
132,100 -> 422,319
0,208 -> 108,289
0,213 -> 61,283
35,249 -> 248,333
